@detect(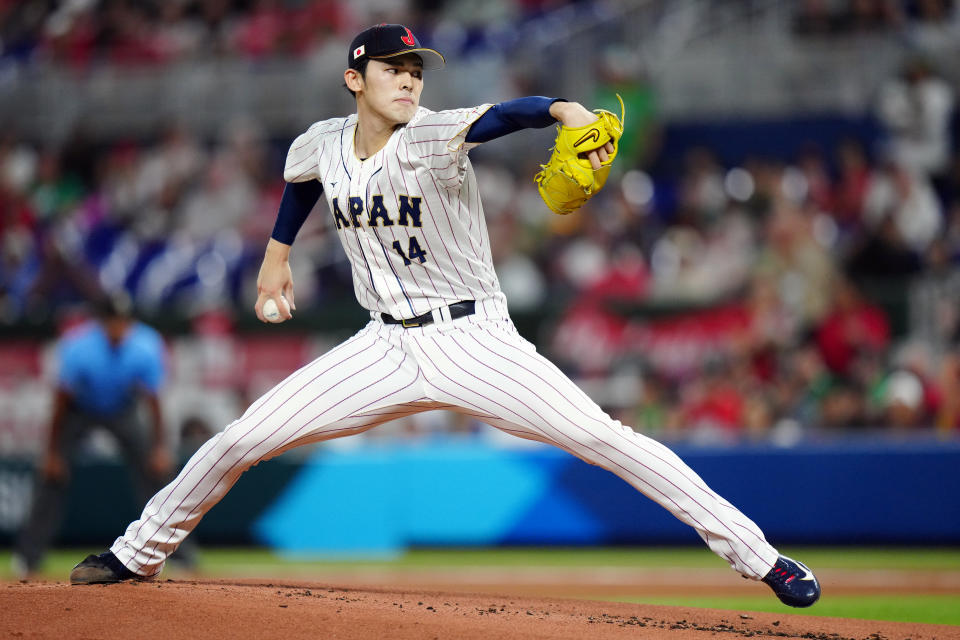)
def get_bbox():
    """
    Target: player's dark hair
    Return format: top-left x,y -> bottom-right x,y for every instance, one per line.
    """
344,59 -> 369,98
